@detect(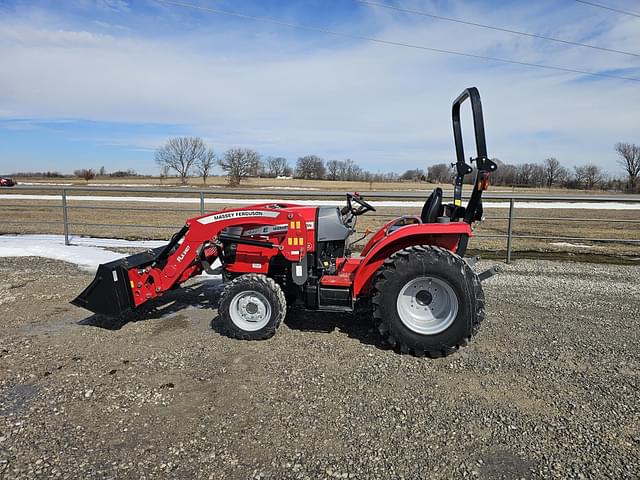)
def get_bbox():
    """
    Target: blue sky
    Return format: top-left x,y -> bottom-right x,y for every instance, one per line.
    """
0,0 -> 639,176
